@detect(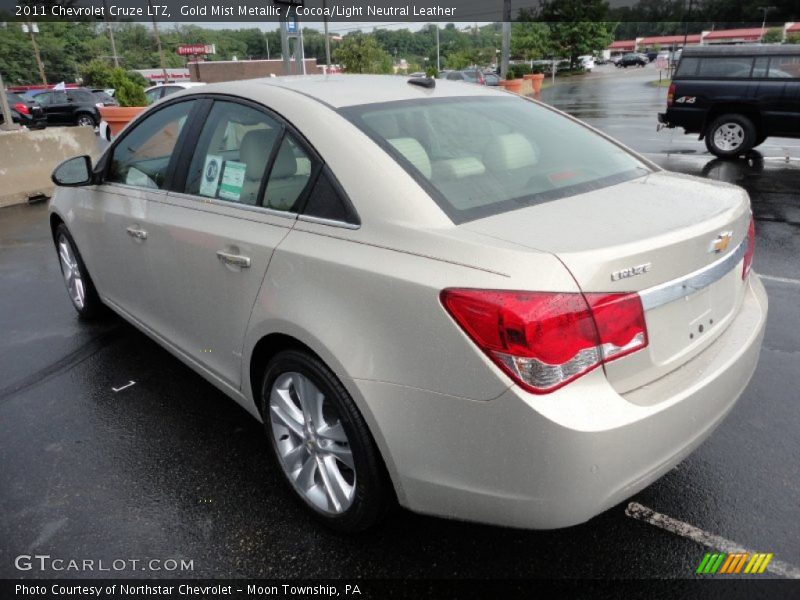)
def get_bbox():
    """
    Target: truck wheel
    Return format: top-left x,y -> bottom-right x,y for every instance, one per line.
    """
76,114 -> 96,127
705,114 -> 756,159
